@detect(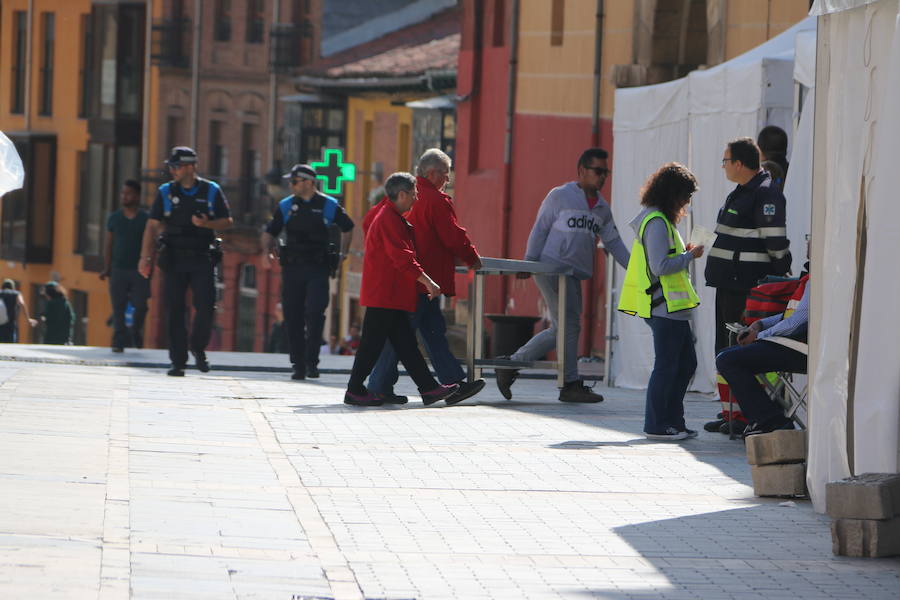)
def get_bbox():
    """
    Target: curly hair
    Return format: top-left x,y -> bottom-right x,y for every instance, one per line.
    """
640,162 -> 699,223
